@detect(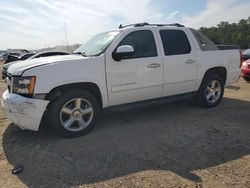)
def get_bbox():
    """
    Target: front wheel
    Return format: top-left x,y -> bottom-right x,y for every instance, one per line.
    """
196,73 -> 224,108
48,89 -> 100,138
